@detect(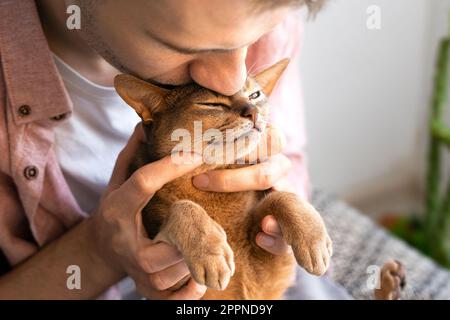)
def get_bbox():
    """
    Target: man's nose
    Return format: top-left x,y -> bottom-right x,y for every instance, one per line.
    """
188,48 -> 248,96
